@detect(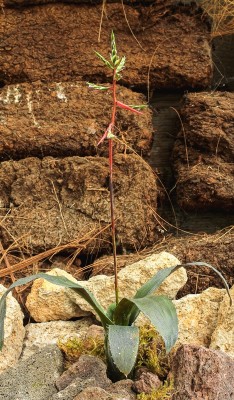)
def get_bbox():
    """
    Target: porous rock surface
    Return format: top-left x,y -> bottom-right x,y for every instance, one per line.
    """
173,91 -> 234,211
210,284 -> 234,358
0,154 -> 158,253
0,82 -> 153,161
21,318 -> 94,360
0,3 -> 212,89
26,252 -> 187,321
0,284 -> 25,373
174,287 -> 225,348
53,355 -> 136,400
26,269 -> 91,322
0,345 -> 64,400
171,344 -> 234,400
